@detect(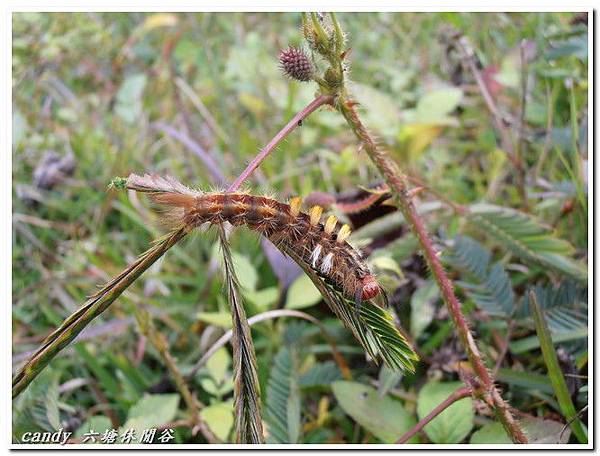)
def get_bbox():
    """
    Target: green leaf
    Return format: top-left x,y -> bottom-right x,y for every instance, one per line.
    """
74,344 -> 122,402
517,281 -> 587,334
76,416 -> 113,440
536,253 -> 588,283
377,365 -> 403,398
243,287 -> 279,311
416,381 -> 473,443
121,394 -> 180,438
174,39 -> 204,66
545,36 -> 587,60
530,293 -> 587,443
414,87 -> 462,125
445,236 -> 514,317
509,327 -> 588,354
495,56 -> 519,88
470,422 -> 512,444
231,252 -> 258,291
445,235 -> 491,282
115,73 -> 147,123
349,82 -> 401,136
117,73 -> 147,102
299,361 -> 342,390
12,108 -> 27,148
521,417 -> 572,443
471,417 -> 572,444
467,204 -> 586,282
201,348 -> 234,398
332,381 -> 418,443
285,273 -> 322,309
410,280 -> 438,338
206,347 -> 232,386
201,401 -> 234,442
265,346 -> 301,443
370,255 -> 404,278
197,311 -> 232,329
44,375 -> 61,430
496,368 -> 554,394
